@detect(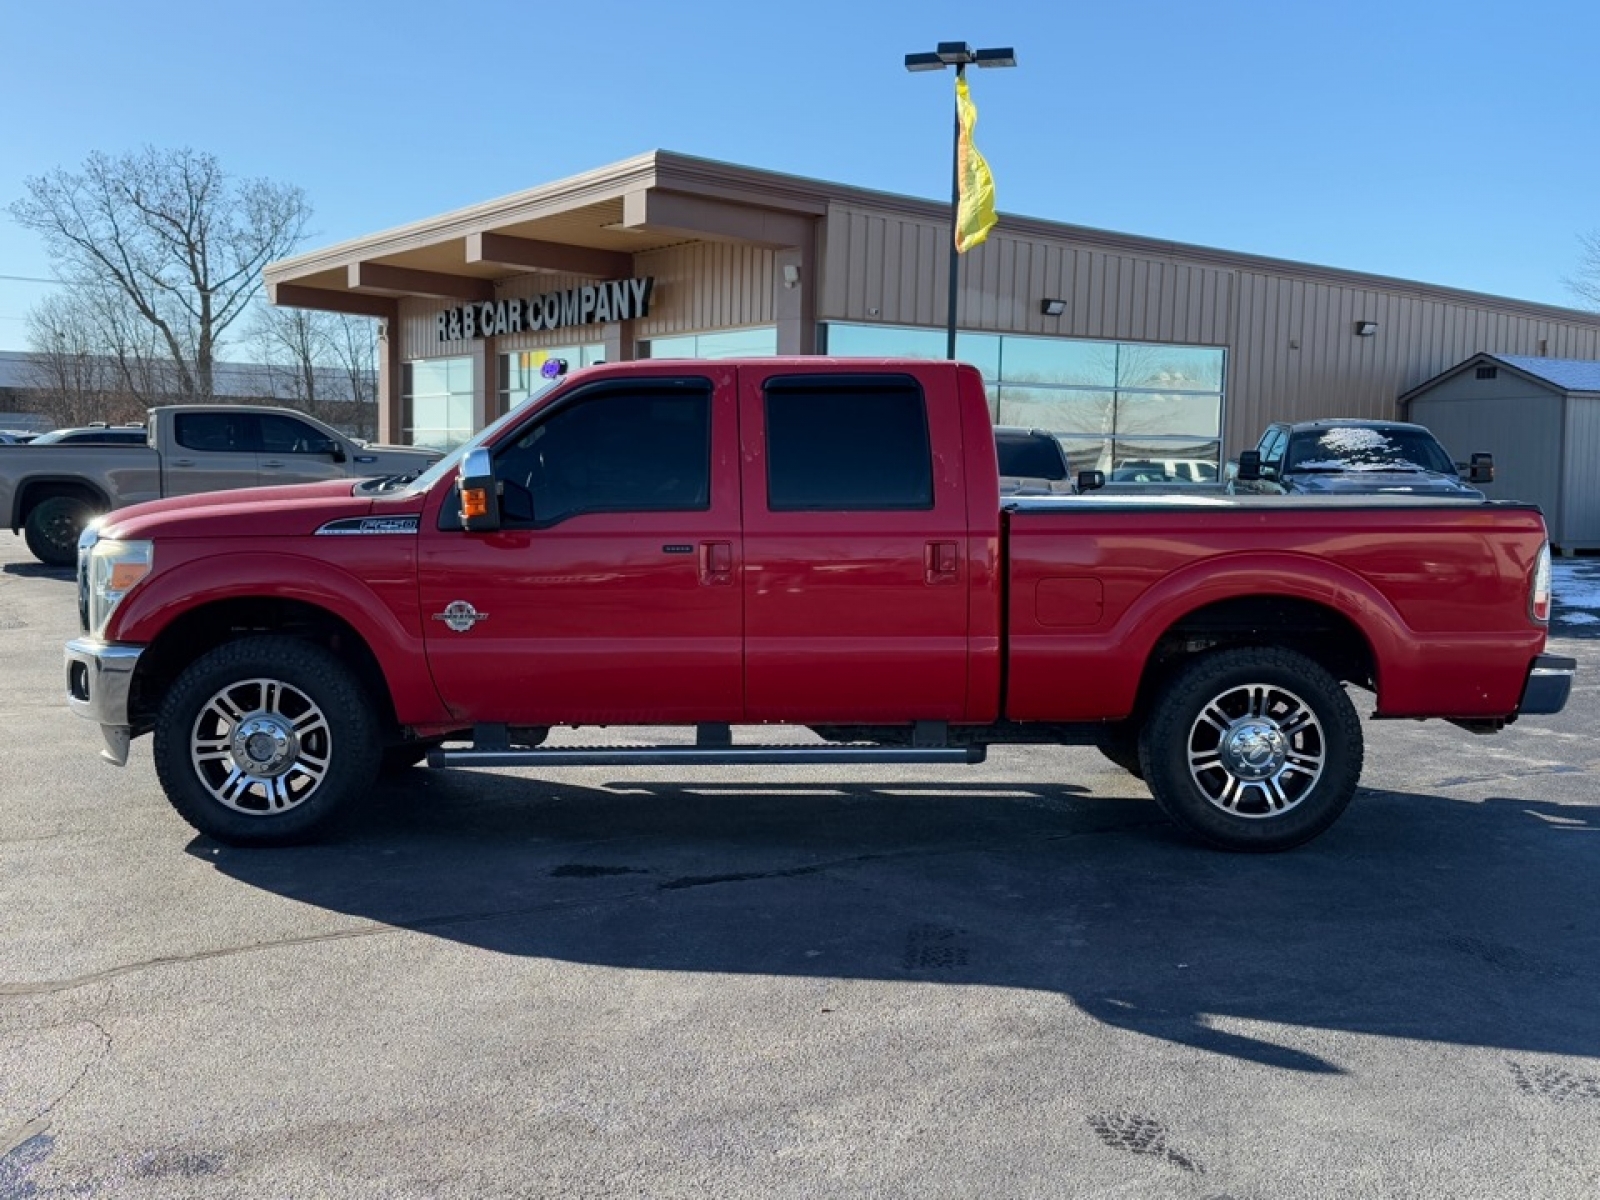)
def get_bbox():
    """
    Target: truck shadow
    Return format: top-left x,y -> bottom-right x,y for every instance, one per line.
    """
191,775 -> 1600,1074
1,561 -> 72,581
